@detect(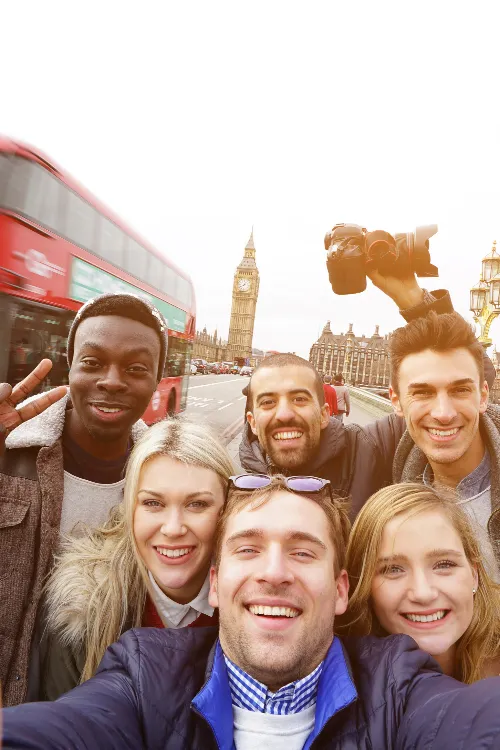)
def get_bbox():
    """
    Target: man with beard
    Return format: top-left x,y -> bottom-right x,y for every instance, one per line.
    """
4,475 -> 500,749
239,278 -> 496,519
0,293 -> 167,706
